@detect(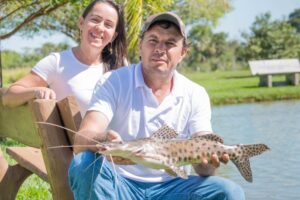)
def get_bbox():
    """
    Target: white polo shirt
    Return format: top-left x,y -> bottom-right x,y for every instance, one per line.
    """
88,63 -> 212,182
